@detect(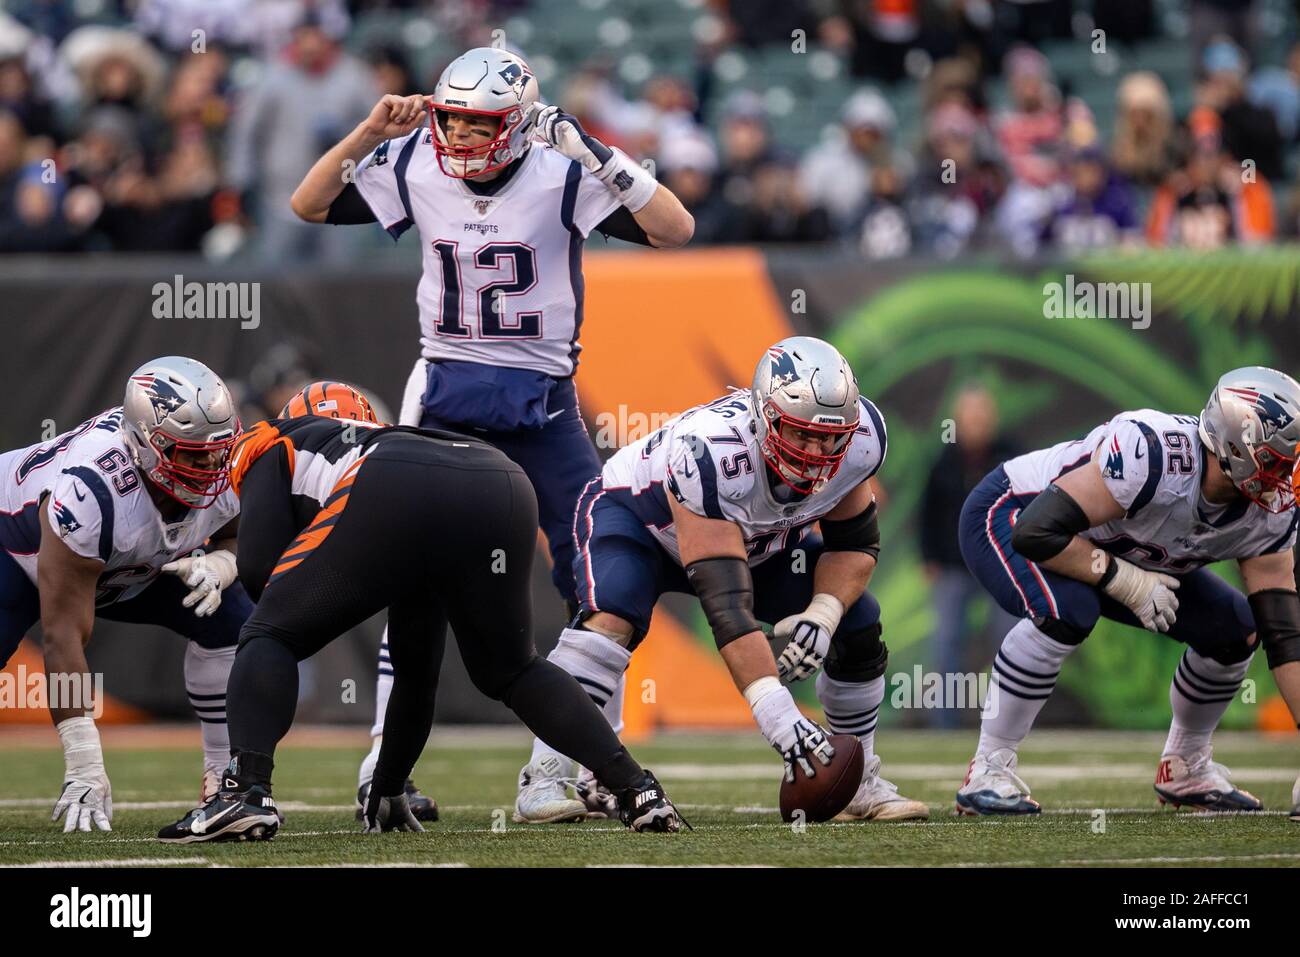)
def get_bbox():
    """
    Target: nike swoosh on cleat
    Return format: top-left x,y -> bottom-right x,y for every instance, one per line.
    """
192,802 -> 240,835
